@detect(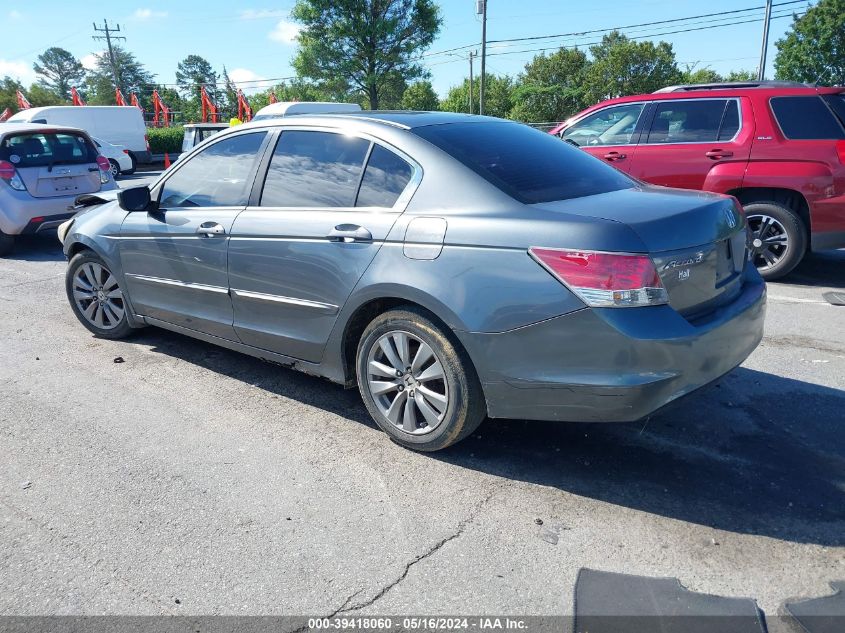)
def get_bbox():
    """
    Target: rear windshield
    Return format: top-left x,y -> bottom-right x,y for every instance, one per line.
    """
770,96 -> 845,140
0,132 -> 98,168
413,121 -> 633,204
